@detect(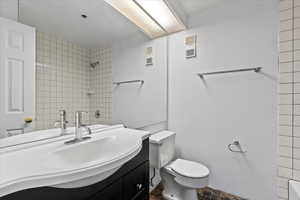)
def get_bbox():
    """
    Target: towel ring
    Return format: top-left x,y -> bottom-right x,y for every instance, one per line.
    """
228,141 -> 247,153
